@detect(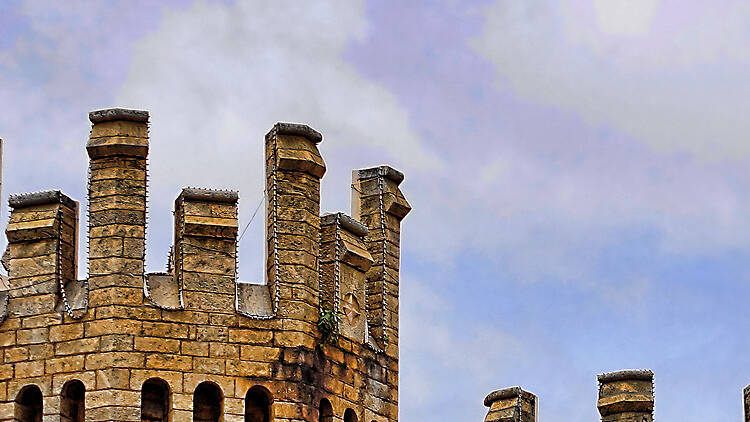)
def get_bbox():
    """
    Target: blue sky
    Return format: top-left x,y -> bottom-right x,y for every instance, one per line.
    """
2,1 -> 750,421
